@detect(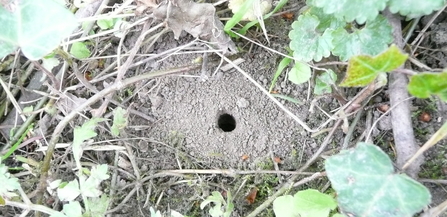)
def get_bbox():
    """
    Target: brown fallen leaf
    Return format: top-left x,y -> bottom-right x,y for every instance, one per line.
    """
281,12 -> 294,20
273,156 -> 282,164
153,0 -> 237,54
246,187 -> 258,204
241,154 -> 249,161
